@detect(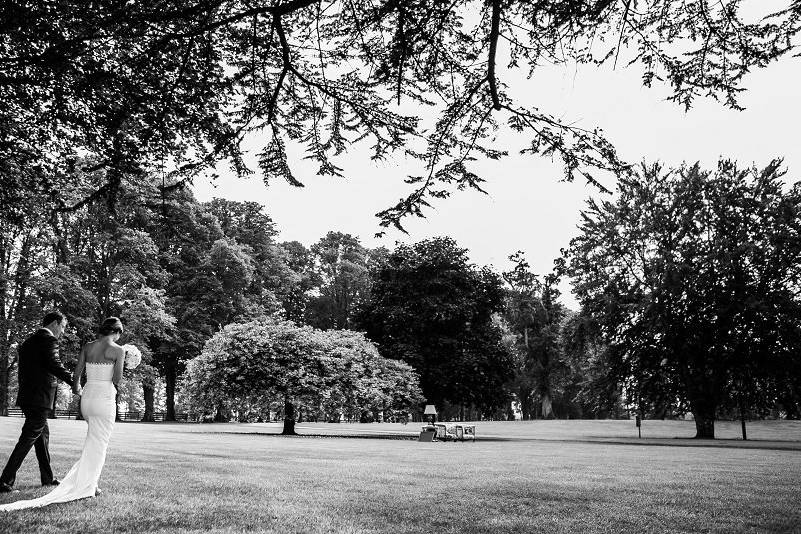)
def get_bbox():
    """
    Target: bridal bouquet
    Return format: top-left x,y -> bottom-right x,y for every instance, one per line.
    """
121,344 -> 142,370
